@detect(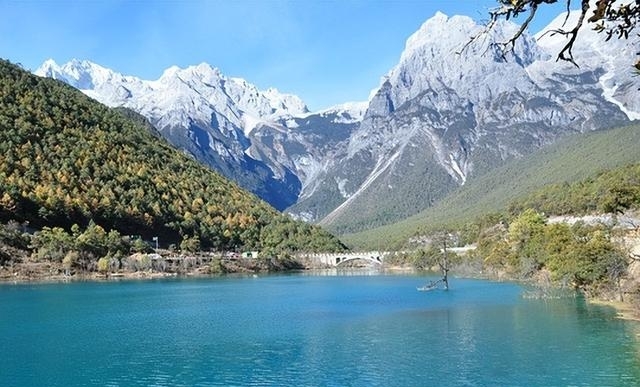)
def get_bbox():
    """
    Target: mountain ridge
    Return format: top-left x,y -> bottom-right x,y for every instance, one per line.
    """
36,59 -> 368,212
34,9 -> 639,234
307,10 -> 636,232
